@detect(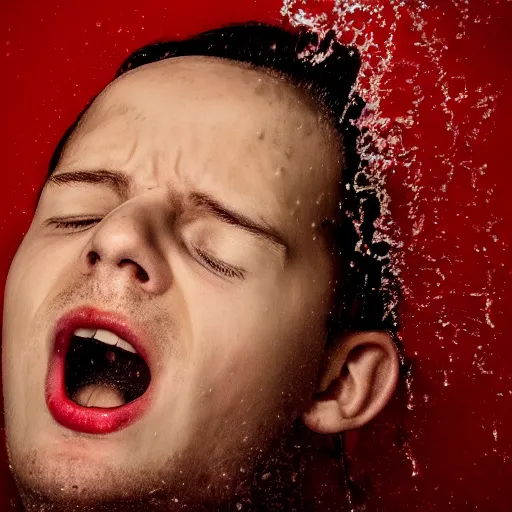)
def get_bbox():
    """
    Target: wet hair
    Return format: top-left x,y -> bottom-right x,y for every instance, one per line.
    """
47,22 -> 398,337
